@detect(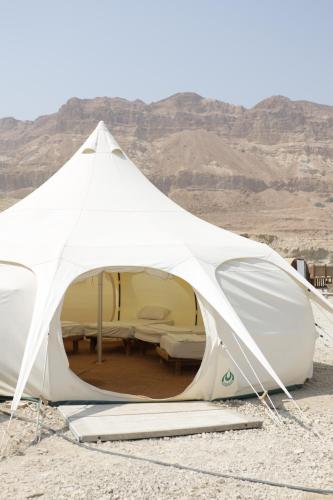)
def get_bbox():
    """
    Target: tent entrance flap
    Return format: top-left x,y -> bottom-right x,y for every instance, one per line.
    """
59,268 -> 206,400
